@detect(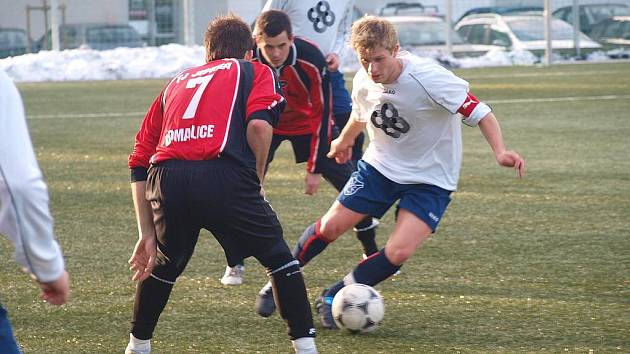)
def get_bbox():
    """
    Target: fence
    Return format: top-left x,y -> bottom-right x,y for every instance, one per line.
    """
2,0 -> 629,64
